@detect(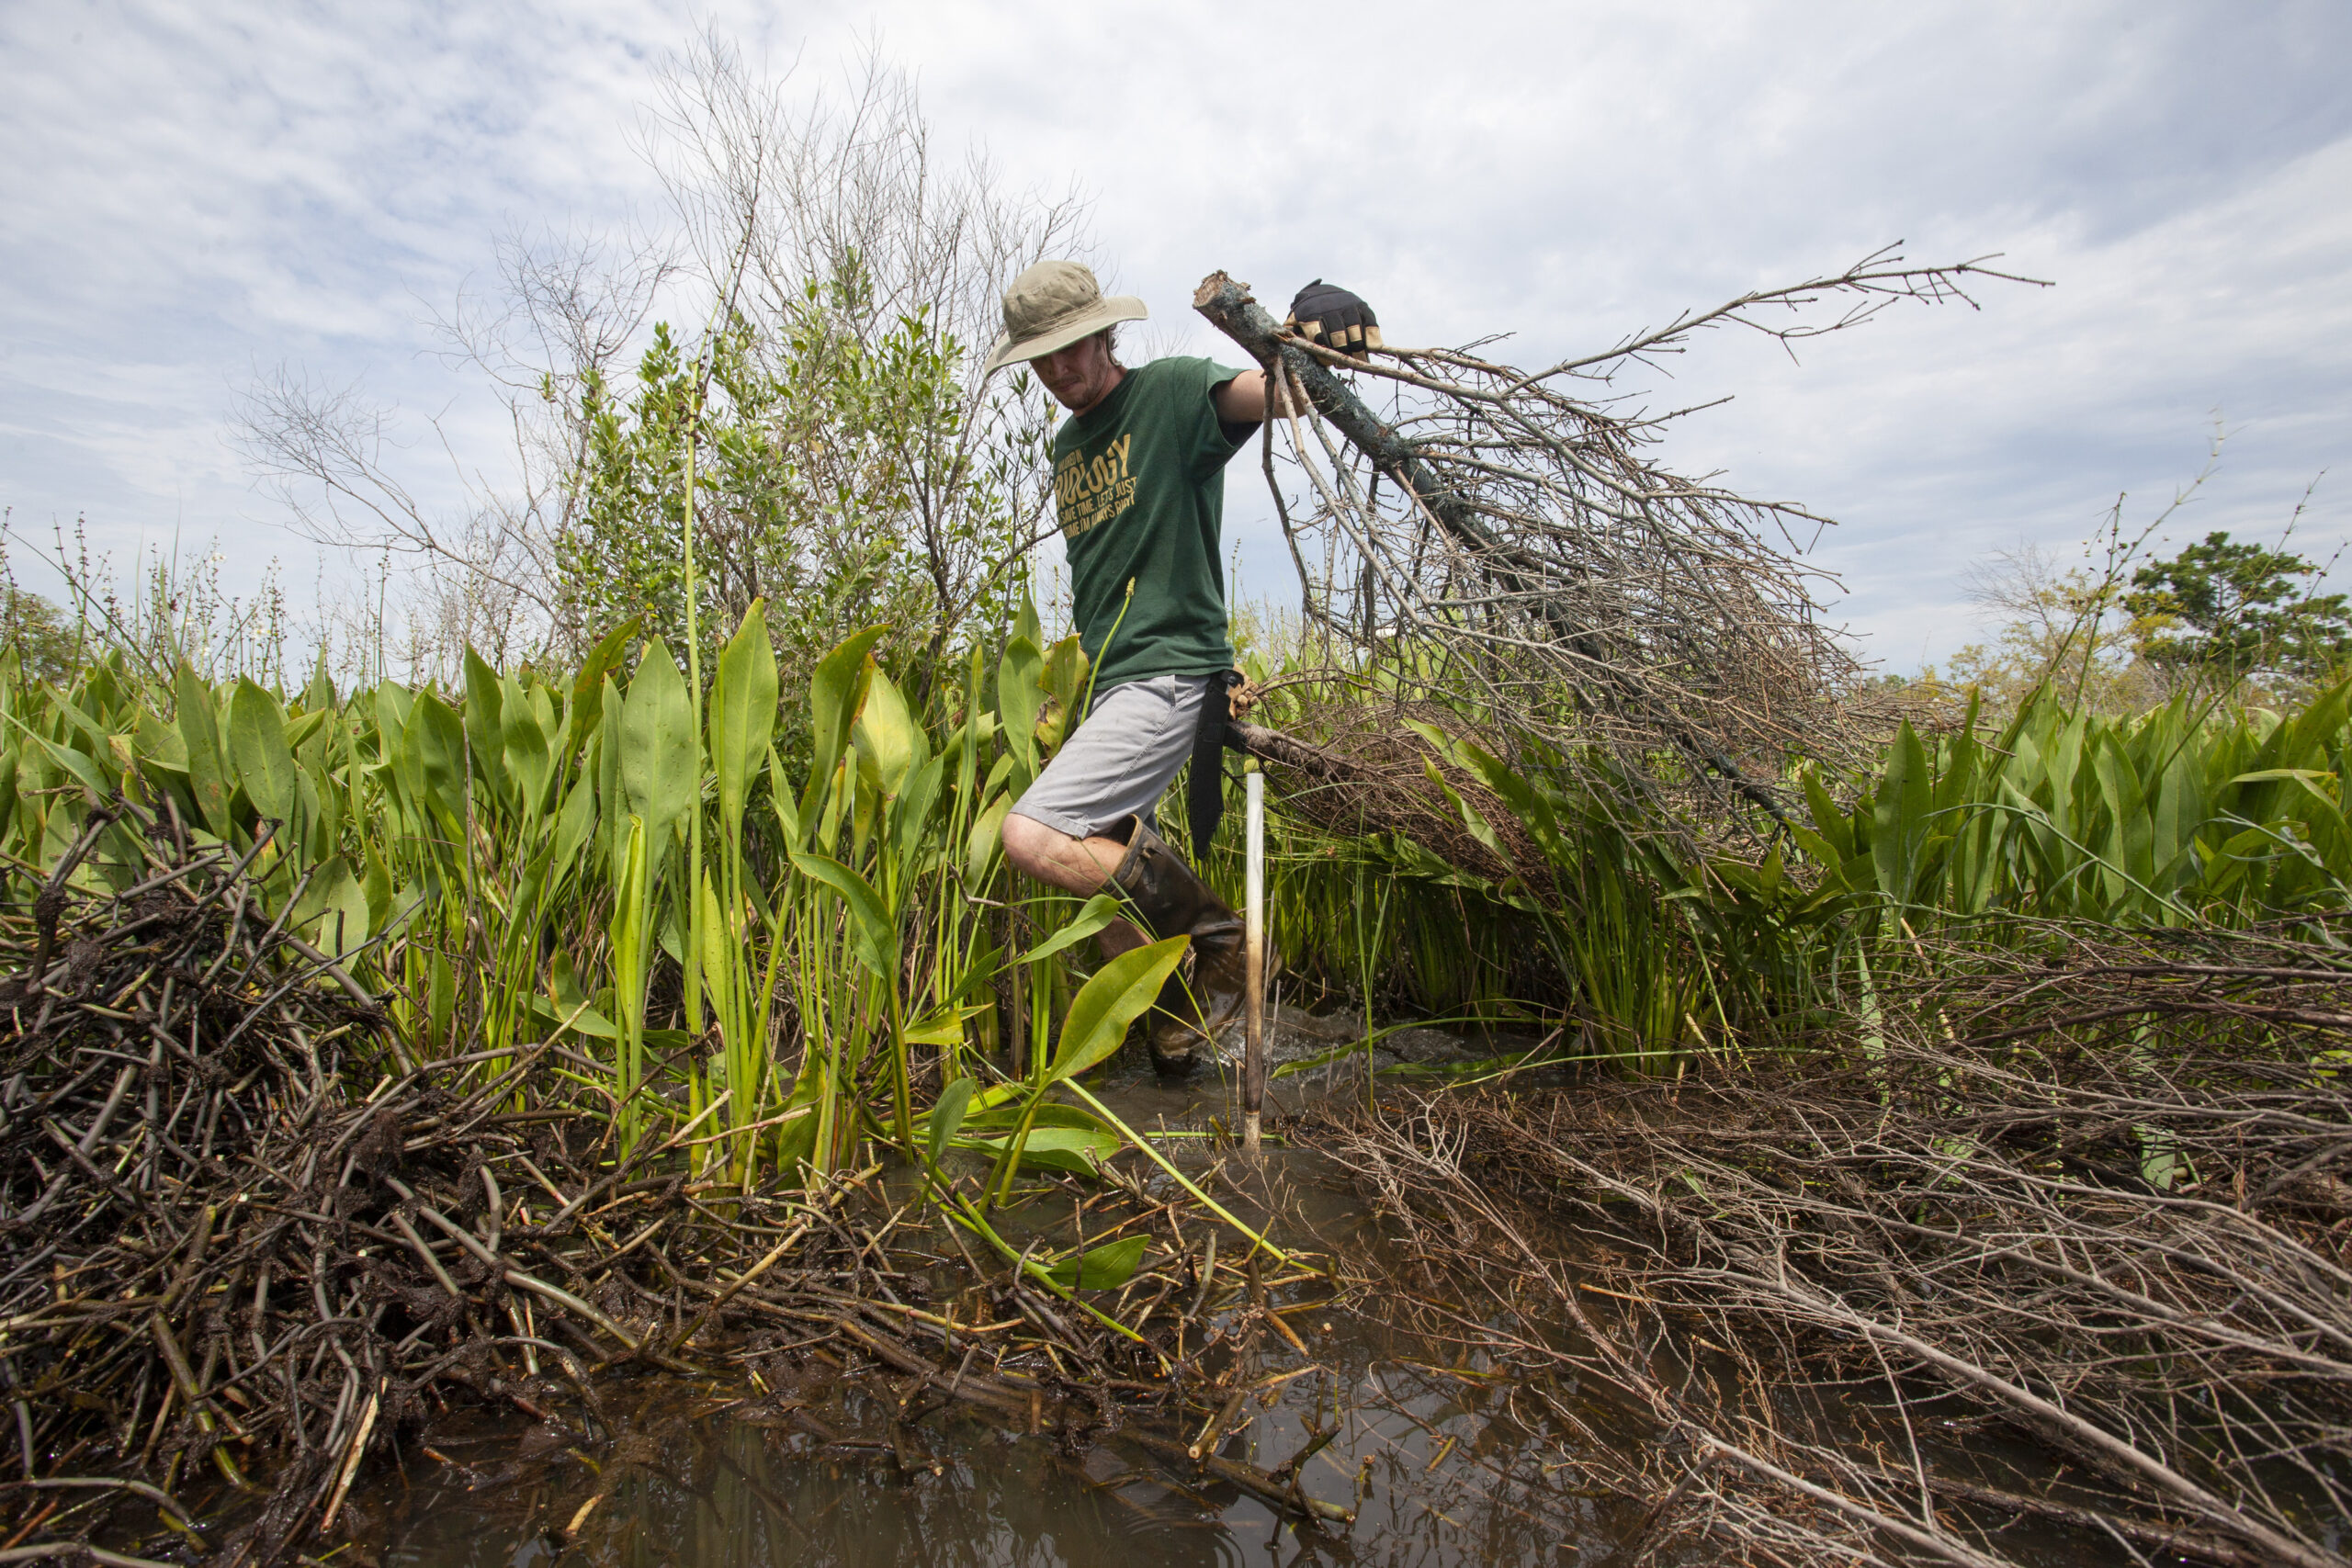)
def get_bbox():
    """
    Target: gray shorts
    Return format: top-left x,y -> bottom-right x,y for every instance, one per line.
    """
1008,673 -> 1209,840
